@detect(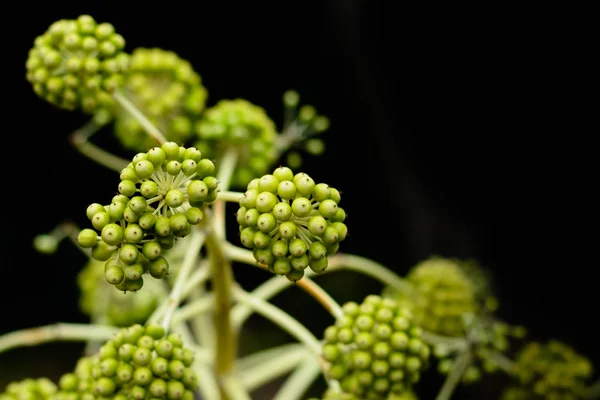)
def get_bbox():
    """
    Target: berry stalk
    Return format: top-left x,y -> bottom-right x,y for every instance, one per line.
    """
68,118 -> 129,171
160,227 -> 206,330
112,90 -> 167,145
231,285 -> 323,357
236,343 -> 308,391
0,323 -> 117,354
436,349 -> 473,400
272,357 -> 323,400
204,215 -> 237,393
